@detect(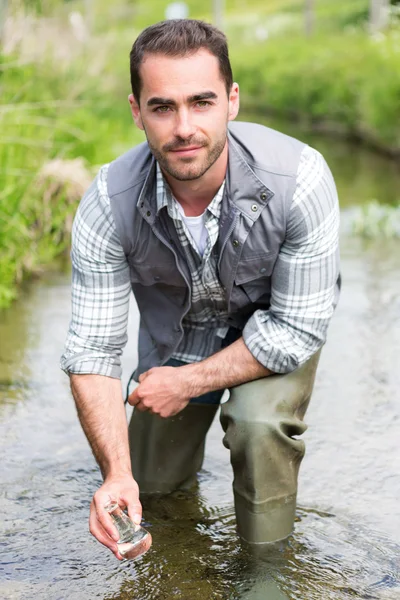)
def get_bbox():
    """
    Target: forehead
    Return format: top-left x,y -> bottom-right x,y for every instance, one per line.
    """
139,49 -> 225,98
